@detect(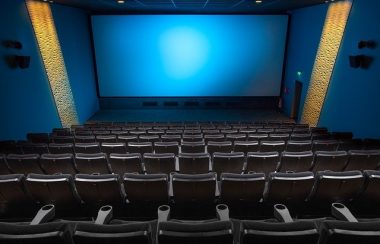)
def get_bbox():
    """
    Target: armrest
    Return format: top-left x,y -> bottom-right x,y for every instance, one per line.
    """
273,204 -> 293,223
331,203 -> 358,223
95,205 -> 113,225
30,204 -> 55,225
